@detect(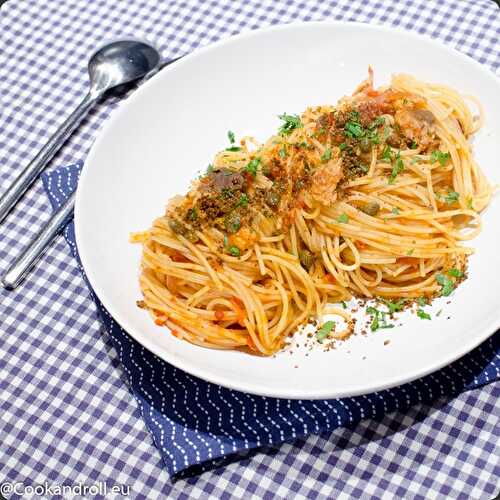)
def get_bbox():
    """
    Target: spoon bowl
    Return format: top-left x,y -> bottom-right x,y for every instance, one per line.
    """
89,39 -> 161,97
